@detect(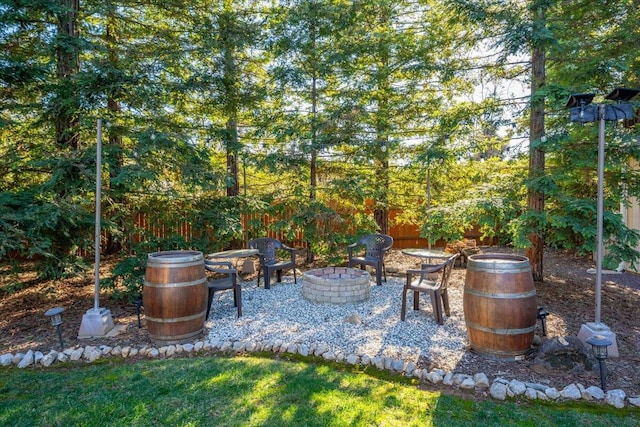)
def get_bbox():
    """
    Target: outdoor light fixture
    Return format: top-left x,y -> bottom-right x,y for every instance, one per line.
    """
536,306 -> 549,336
44,307 -> 65,349
586,334 -> 612,391
567,87 -> 639,357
